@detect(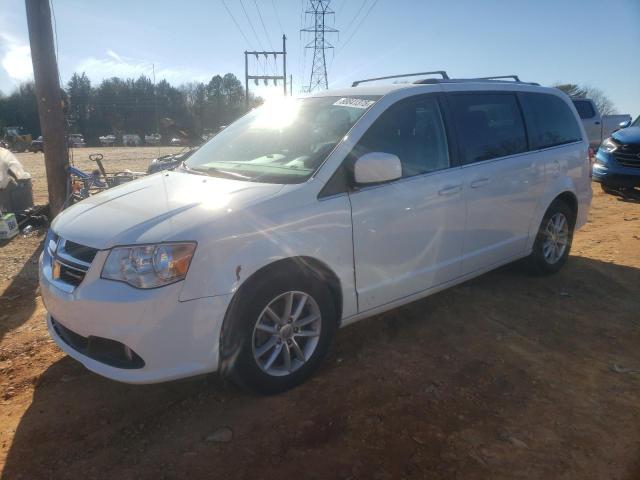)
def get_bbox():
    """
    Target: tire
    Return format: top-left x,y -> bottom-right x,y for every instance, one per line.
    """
524,200 -> 575,275
223,269 -> 337,395
601,184 -> 614,195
